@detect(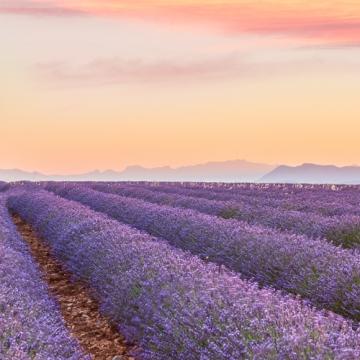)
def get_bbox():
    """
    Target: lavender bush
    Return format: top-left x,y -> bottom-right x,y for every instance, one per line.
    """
87,182 -> 360,248
0,181 -> 9,192
7,190 -> 360,359
45,183 -> 360,320
0,195 -> 85,360
142,182 -> 360,216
